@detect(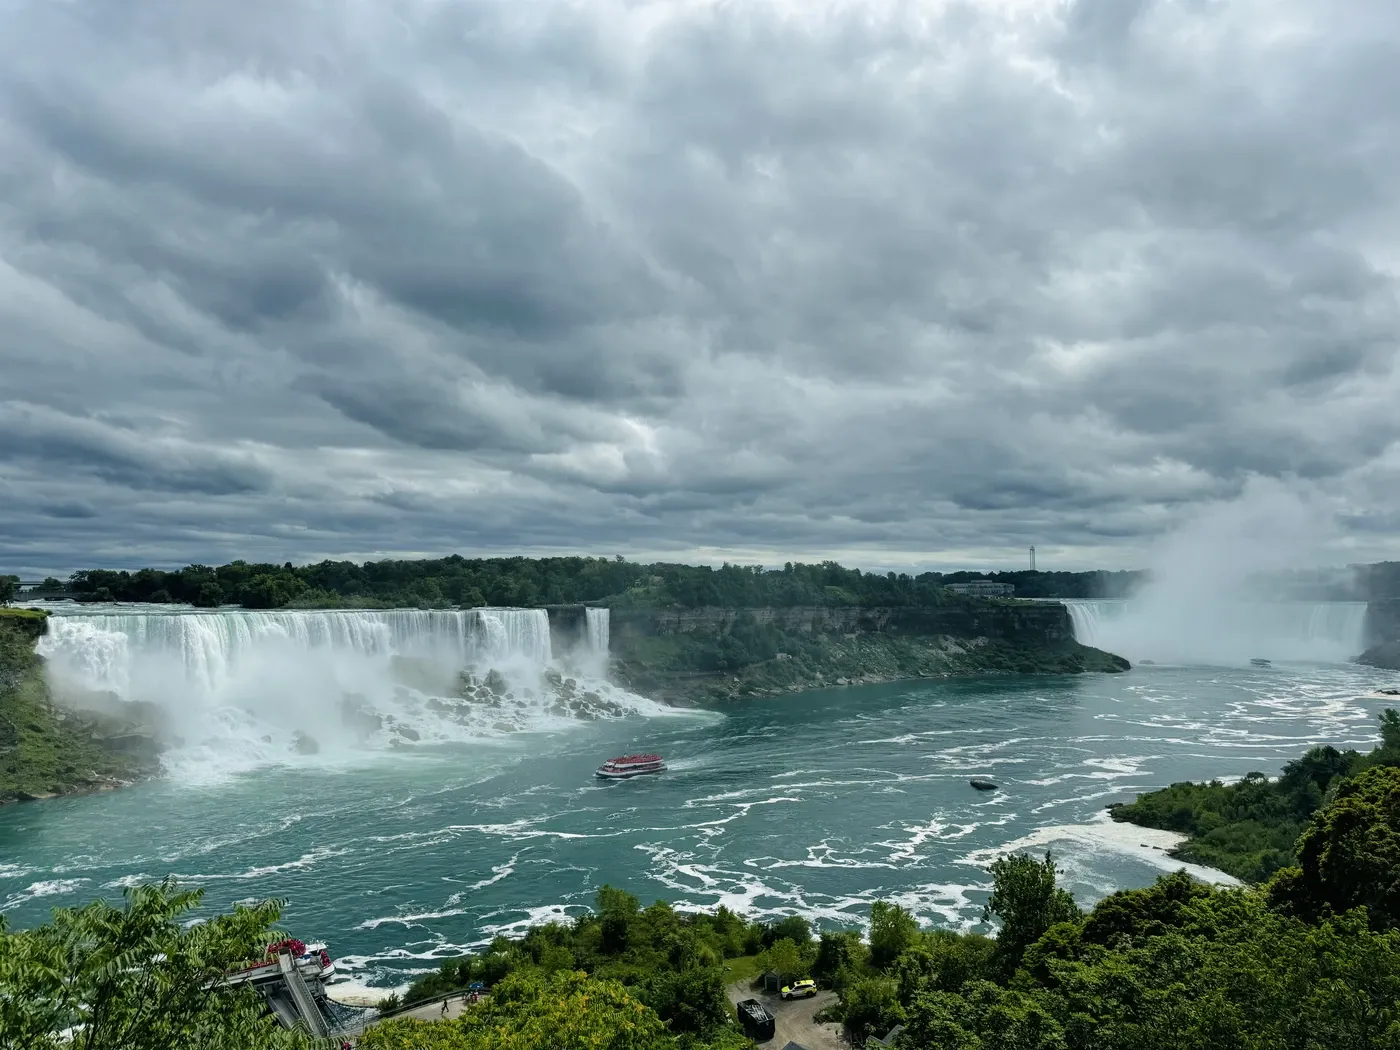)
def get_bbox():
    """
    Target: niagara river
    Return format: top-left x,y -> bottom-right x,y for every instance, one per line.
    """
0,601 -> 1393,999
